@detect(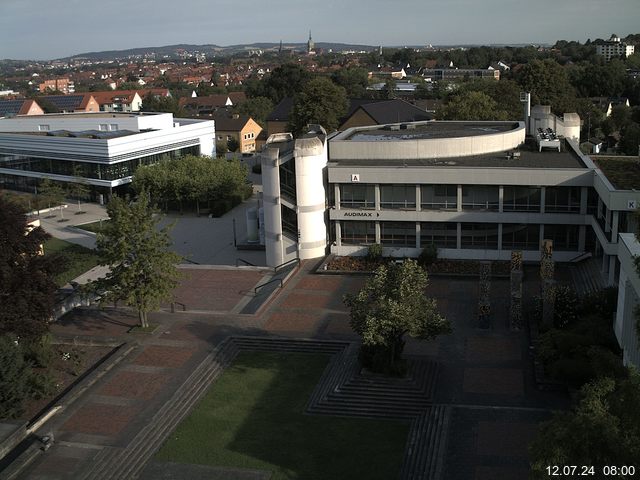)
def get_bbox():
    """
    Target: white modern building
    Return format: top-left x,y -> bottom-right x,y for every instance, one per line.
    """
0,112 -> 215,199
596,34 -> 635,61
260,108 -> 640,365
